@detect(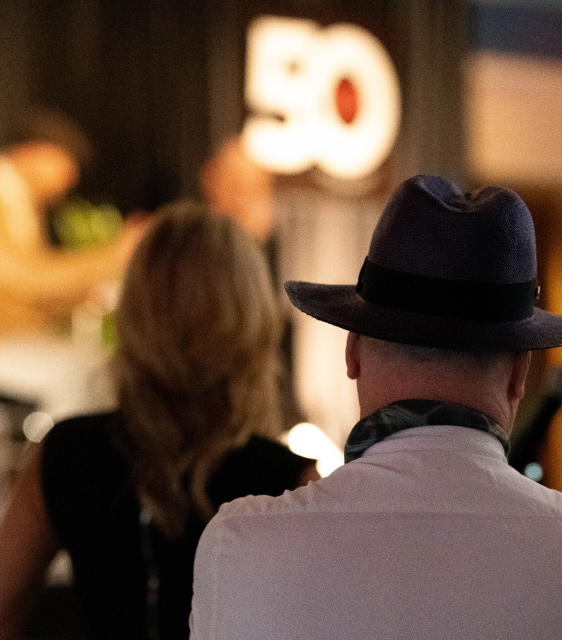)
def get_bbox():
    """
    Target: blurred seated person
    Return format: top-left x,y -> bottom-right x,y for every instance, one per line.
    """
0,105 -> 146,335
199,135 -> 273,242
0,200 -> 319,639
